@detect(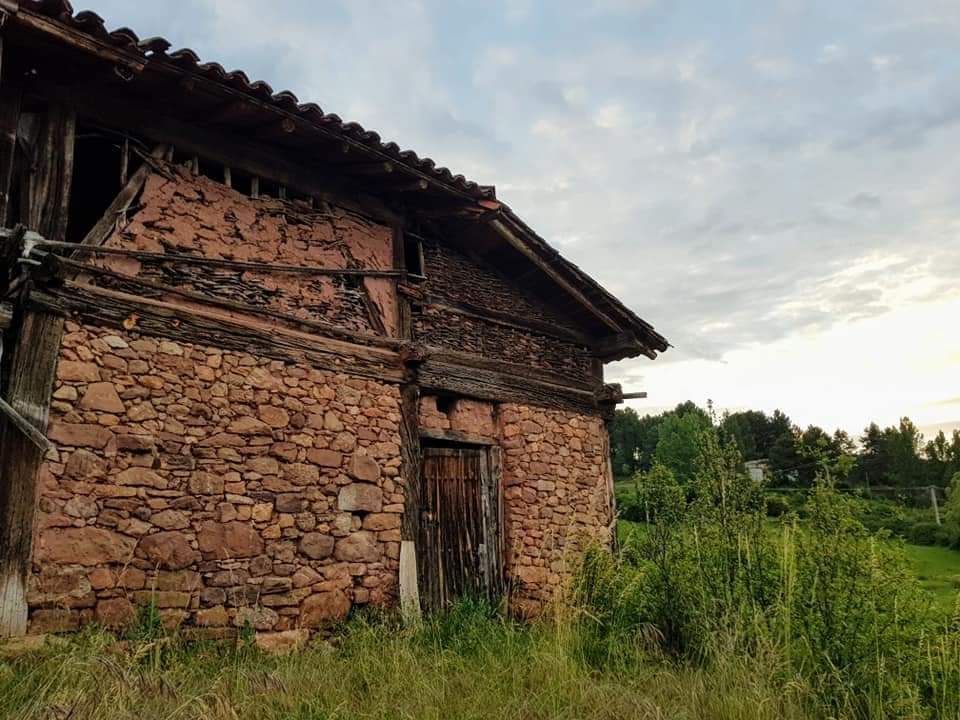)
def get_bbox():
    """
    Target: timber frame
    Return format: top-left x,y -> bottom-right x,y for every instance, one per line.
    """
0,2 -> 669,636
